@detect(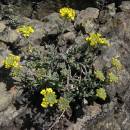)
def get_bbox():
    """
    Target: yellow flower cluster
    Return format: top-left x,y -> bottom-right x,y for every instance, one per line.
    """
108,72 -> 118,83
96,87 -> 107,100
111,57 -> 122,70
94,70 -> 105,81
86,33 -> 110,47
17,25 -> 34,37
40,88 -> 57,108
3,53 -> 21,69
59,7 -> 76,21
